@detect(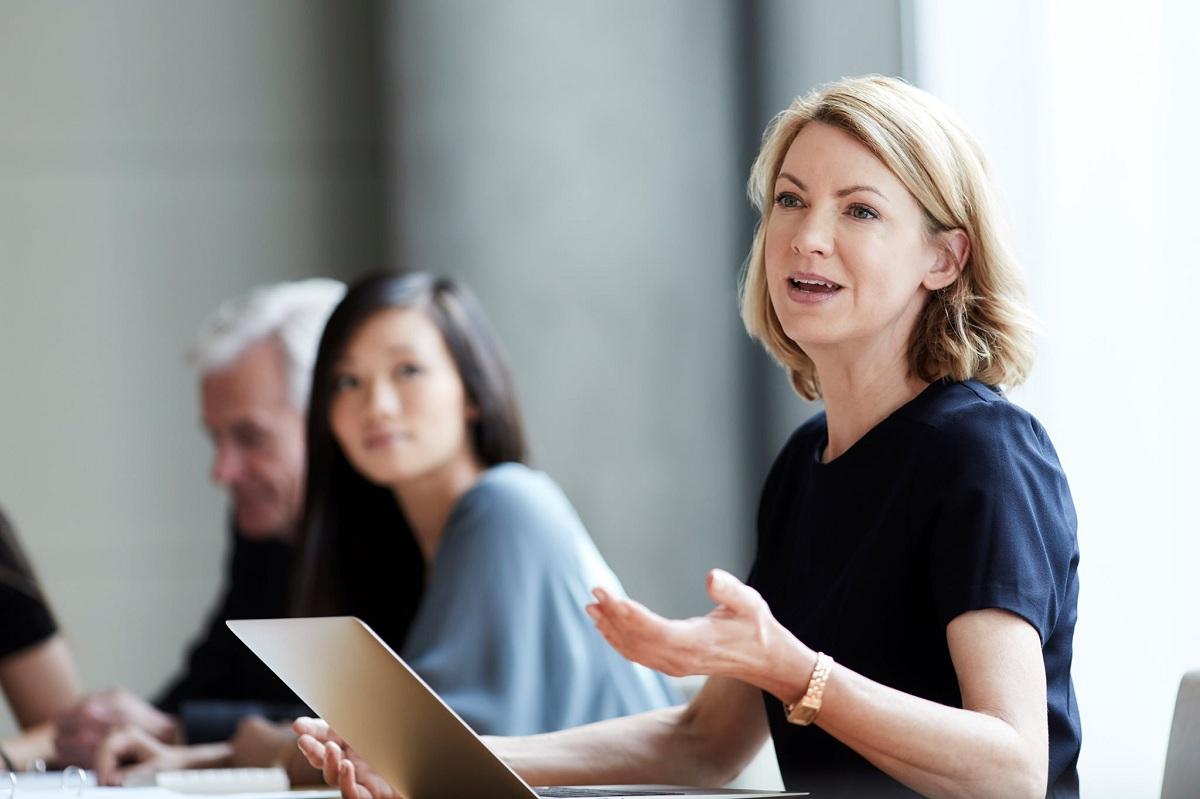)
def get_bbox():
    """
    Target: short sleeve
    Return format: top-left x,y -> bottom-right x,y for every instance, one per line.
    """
925,399 -> 1078,642
0,512 -> 57,660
